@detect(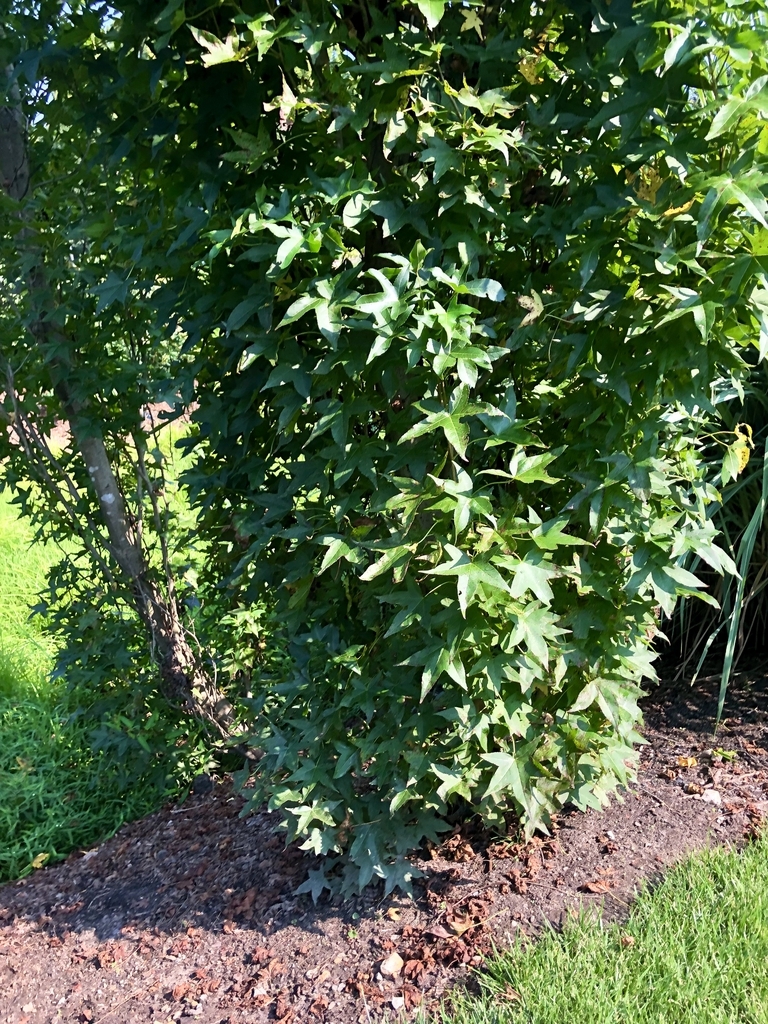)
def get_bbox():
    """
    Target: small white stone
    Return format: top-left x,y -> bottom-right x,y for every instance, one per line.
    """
391,995 -> 405,1011
702,789 -> 722,806
380,951 -> 404,978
